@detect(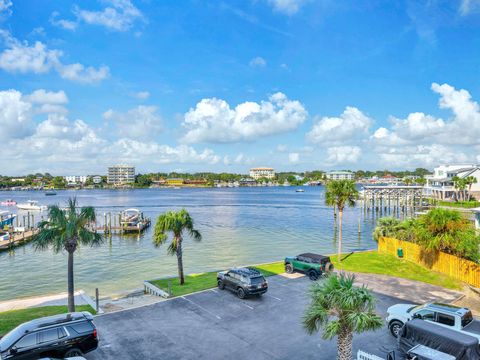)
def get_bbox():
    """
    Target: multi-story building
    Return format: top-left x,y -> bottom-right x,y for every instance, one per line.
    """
326,171 -> 355,181
64,175 -> 88,185
107,165 -> 135,185
92,175 -> 102,184
249,167 -> 275,180
425,164 -> 480,200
